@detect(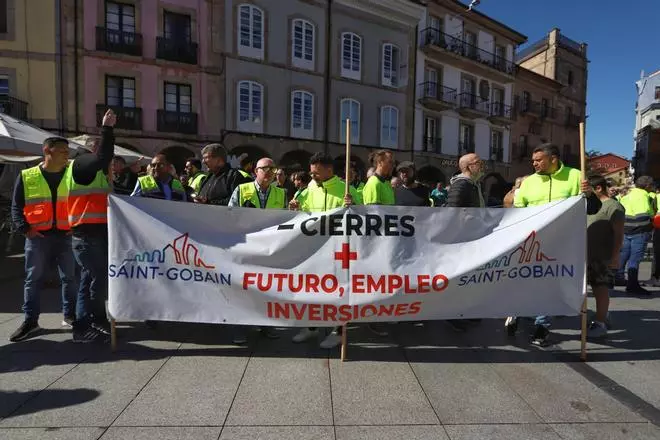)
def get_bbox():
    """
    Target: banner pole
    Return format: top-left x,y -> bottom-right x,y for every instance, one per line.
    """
579,121 -> 588,362
110,318 -> 117,352
341,118 -> 351,362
